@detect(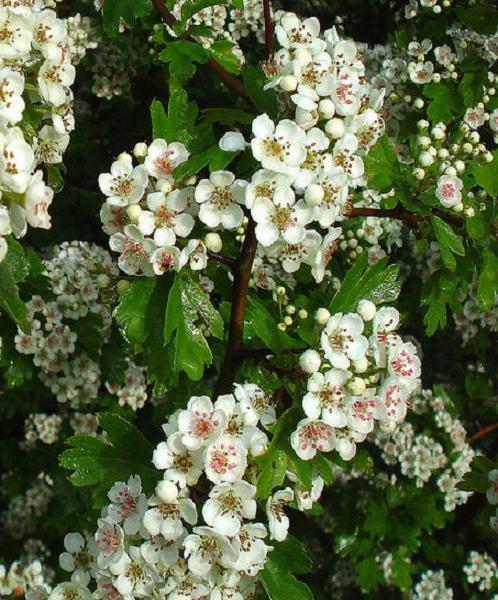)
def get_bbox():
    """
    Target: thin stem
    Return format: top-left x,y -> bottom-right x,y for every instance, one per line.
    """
468,422 -> 498,443
215,219 -> 258,395
347,207 -> 426,223
207,251 -> 236,269
152,0 -> 250,103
